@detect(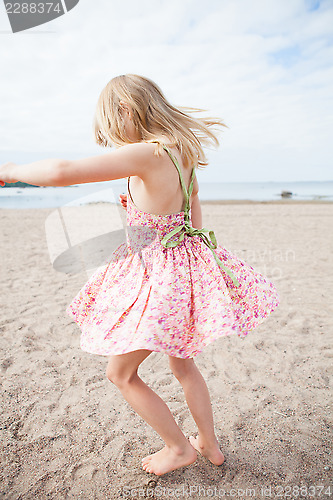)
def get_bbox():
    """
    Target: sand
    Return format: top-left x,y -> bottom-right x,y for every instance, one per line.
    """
0,200 -> 332,499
